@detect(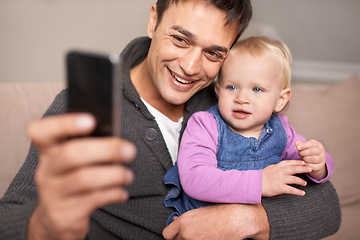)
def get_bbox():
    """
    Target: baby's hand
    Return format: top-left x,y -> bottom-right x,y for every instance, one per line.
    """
296,140 -> 327,180
262,160 -> 312,197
